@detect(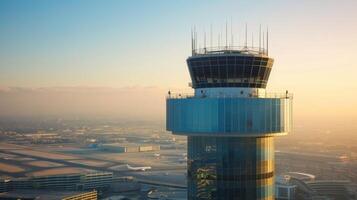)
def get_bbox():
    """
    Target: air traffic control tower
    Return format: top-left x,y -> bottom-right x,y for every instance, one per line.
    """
166,30 -> 293,200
